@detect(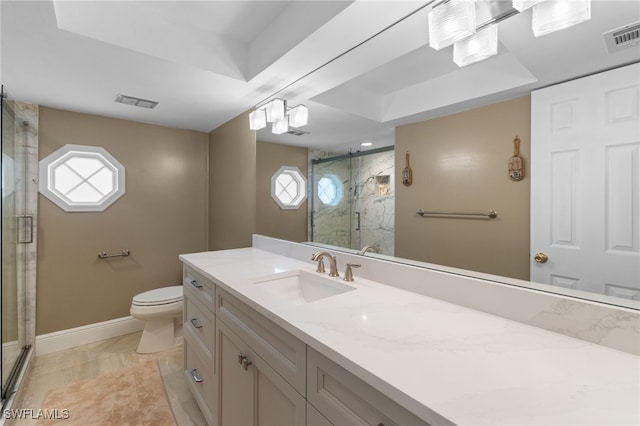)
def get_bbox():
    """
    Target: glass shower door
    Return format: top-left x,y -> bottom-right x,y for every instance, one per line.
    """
310,148 -> 395,255
1,87 -> 27,404
311,156 -> 353,249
